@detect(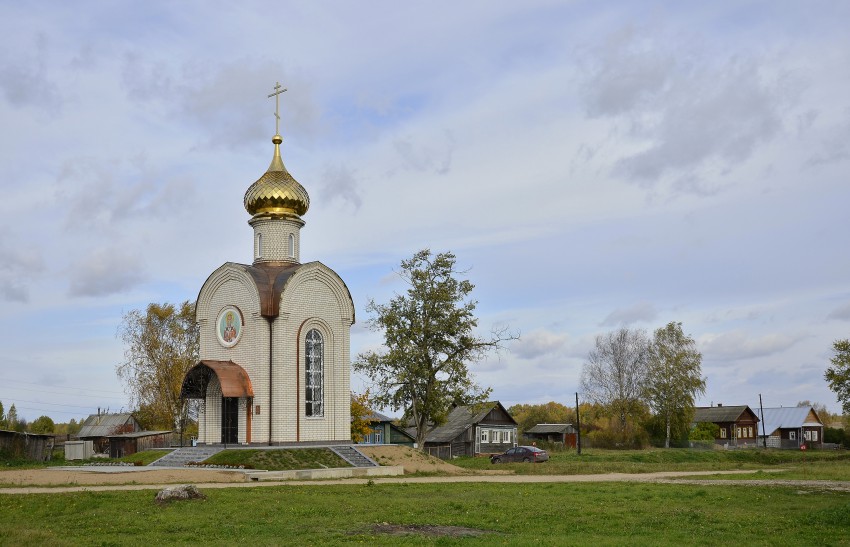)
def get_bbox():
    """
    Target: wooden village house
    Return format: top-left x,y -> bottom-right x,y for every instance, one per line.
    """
756,406 -> 824,449
693,405 -> 760,447
356,409 -> 415,447
413,401 -> 518,460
